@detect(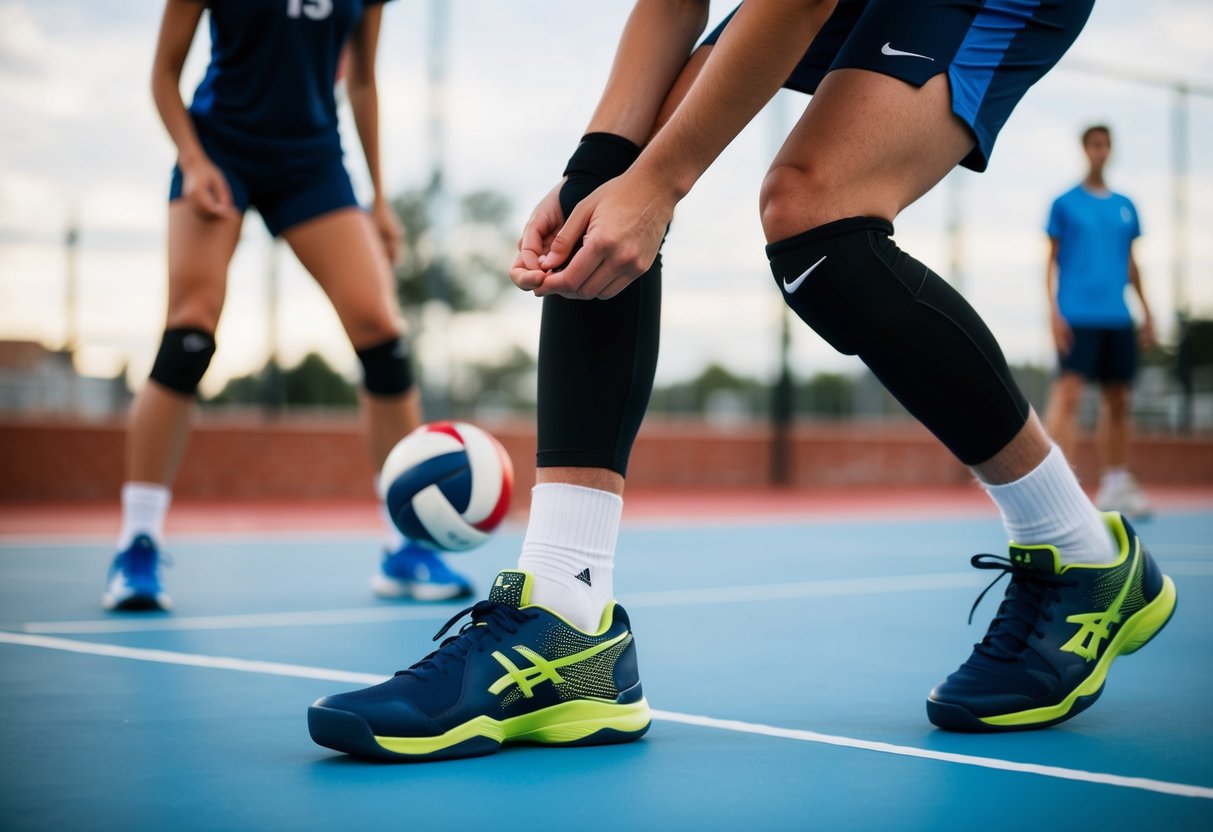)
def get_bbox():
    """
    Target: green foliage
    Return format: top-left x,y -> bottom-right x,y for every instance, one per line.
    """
392,188 -> 516,313
450,345 -> 538,415
206,352 -> 356,407
796,372 -> 853,417
282,353 -> 358,406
